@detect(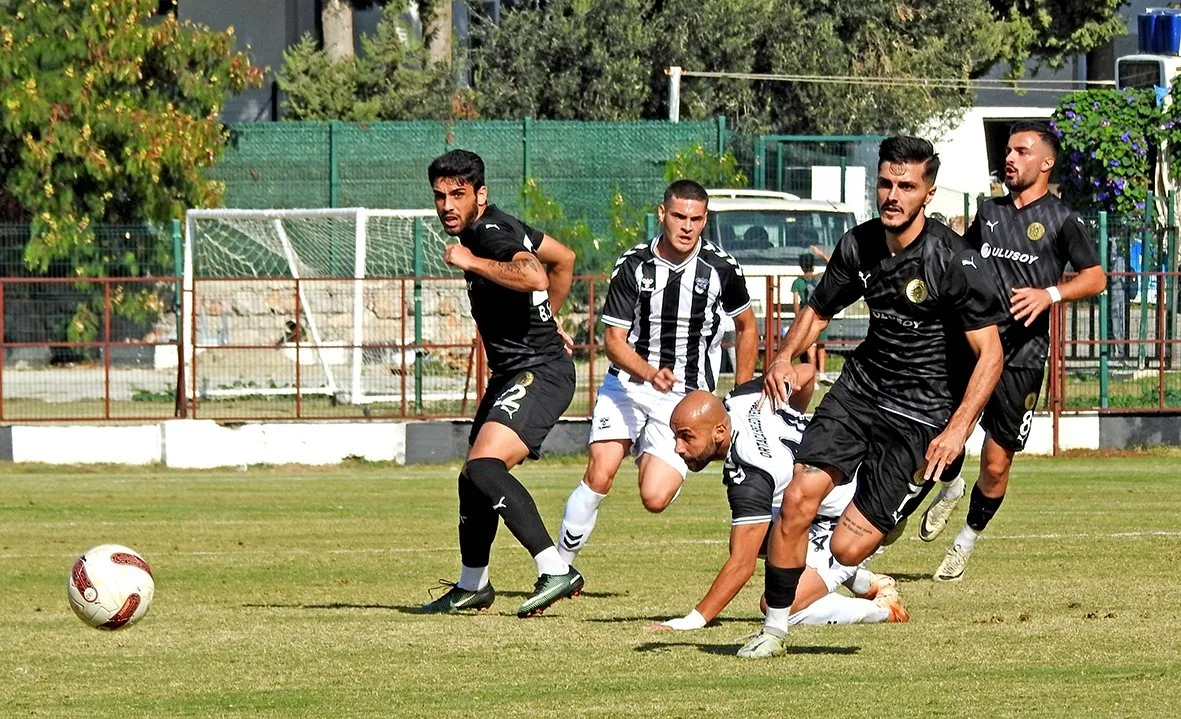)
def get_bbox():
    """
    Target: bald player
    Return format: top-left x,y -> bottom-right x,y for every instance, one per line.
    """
649,370 -> 907,631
